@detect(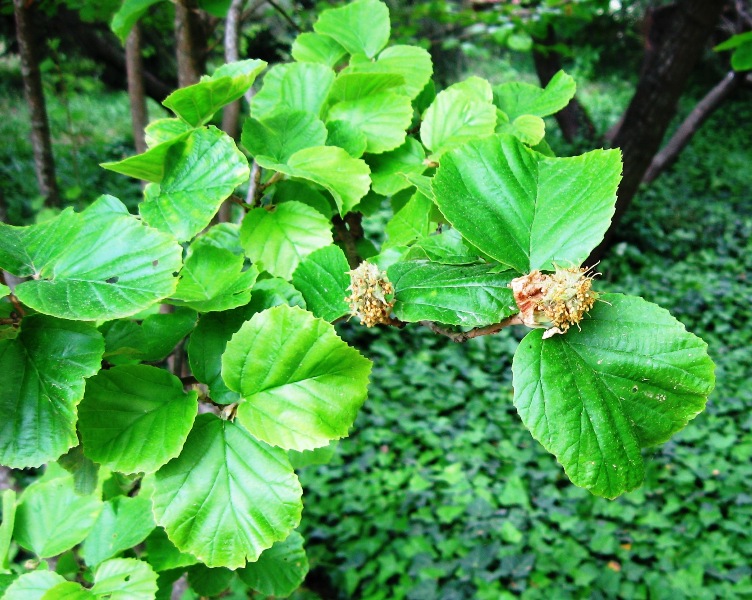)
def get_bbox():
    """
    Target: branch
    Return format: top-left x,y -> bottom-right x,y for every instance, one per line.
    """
266,0 -> 301,32
420,314 -> 524,343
